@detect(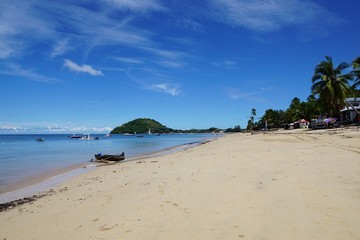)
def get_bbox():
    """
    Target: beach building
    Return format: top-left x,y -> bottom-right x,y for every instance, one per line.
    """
341,98 -> 360,122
